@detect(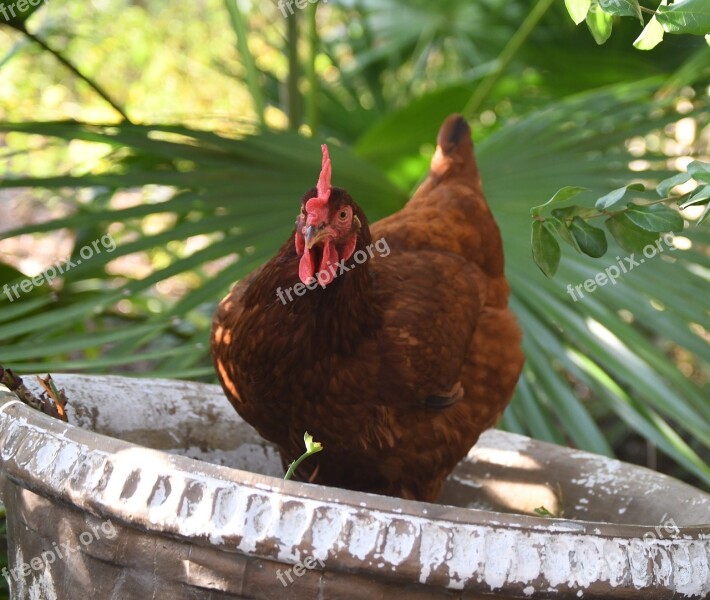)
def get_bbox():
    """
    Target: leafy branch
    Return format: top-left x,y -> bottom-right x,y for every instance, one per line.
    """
530,160 -> 710,277
565,0 -> 710,50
